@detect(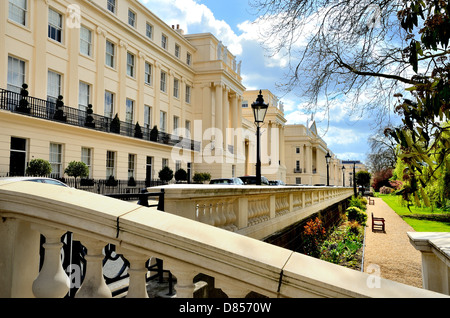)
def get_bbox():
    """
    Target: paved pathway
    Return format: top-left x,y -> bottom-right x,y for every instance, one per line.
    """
363,197 -> 423,288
